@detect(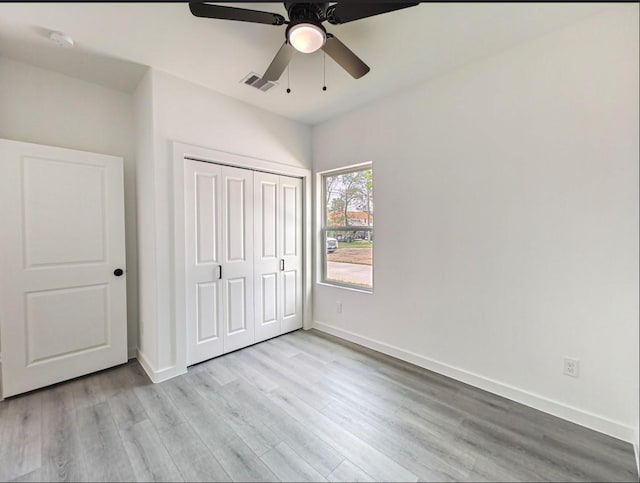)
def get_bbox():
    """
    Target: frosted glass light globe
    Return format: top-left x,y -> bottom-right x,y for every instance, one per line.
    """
288,23 -> 326,53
